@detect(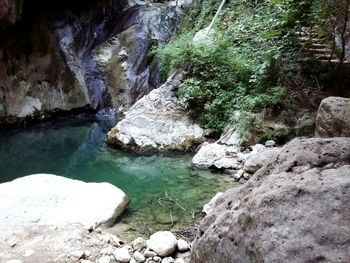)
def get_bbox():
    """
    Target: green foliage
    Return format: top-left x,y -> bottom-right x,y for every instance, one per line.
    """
156,0 -> 300,134
258,129 -> 290,144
